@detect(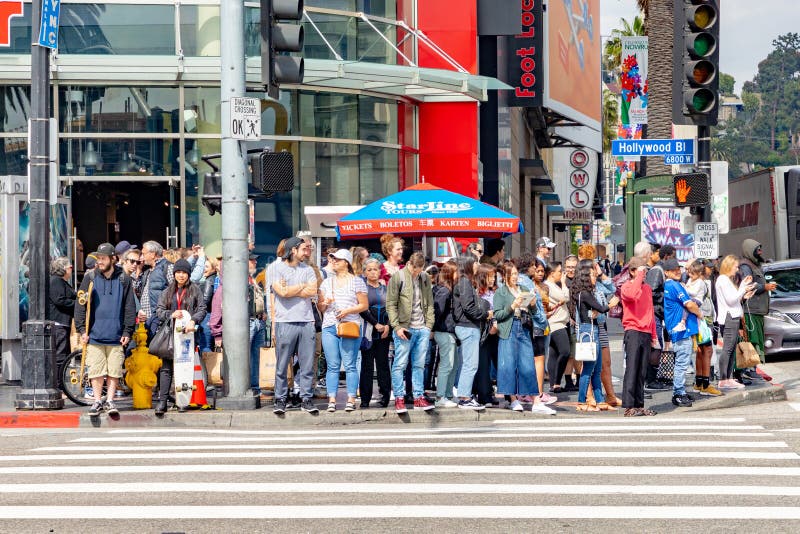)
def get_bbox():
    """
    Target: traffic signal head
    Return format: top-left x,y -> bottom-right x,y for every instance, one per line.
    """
582,224 -> 591,242
261,0 -> 305,100
673,0 -> 720,126
250,149 -> 295,194
201,172 -> 222,216
673,172 -> 709,207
